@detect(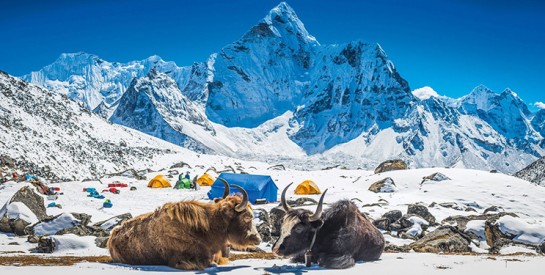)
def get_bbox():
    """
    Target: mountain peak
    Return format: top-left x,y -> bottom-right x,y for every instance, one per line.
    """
56,52 -> 101,64
254,2 -> 319,45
